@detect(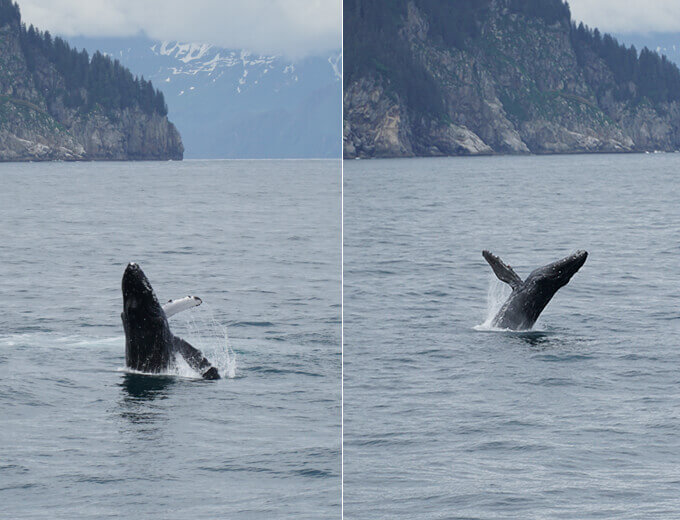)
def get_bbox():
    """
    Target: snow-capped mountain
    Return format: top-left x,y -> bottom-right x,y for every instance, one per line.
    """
67,35 -> 342,158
